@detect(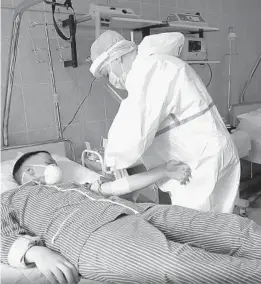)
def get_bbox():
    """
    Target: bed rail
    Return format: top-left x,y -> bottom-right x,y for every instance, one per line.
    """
2,0 -> 45,147
1,139 -> 75,161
